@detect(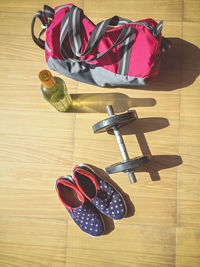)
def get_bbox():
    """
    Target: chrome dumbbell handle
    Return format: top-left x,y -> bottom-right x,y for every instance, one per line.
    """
106,105 -> 136,184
